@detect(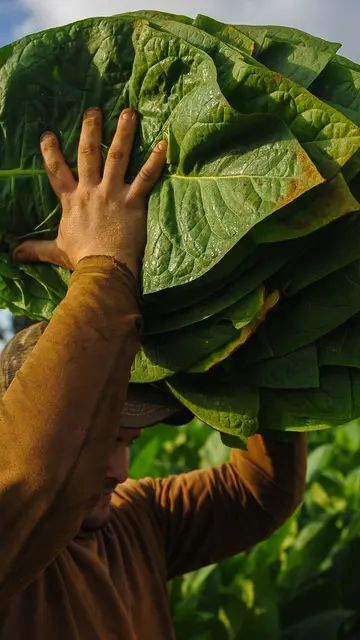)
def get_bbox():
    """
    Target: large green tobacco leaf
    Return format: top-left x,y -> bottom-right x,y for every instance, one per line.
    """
130,352 -> 173,384
318,313 -> 360,368
259,367 -> 355,431
150,19 -> 360,178
131,287 -> 266,382
131,24 -> 323,293
143,237 -> 258,317
244,345 -> 320,389
141,112 -> 321,292
279,213 -> 360,296
0,17 -> 138,245
225,69 -> 360,180
236,24 -> 340,88
0,253 -> 68,320
249,173 -> 359,244
312,55 -> 360,126
124,9 -> 193,25
350,172 -> 360,203
238,259 -> 360,364
190,17 -> 339,91
144,243 -> 297,334
144,228 -> 316,319
166,369 -> 259,437
188,290 -> 279,373
192,15 -> 256,54
311,54 -> 360,198
344,150 -> 360,184
0,17 -> 323,299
